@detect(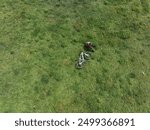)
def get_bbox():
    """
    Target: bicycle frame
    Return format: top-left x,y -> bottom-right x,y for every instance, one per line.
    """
75,52 -> 90,69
